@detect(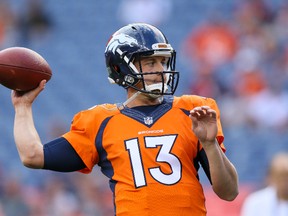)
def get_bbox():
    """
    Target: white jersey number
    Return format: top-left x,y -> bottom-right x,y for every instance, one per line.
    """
125,135 -> 181,188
